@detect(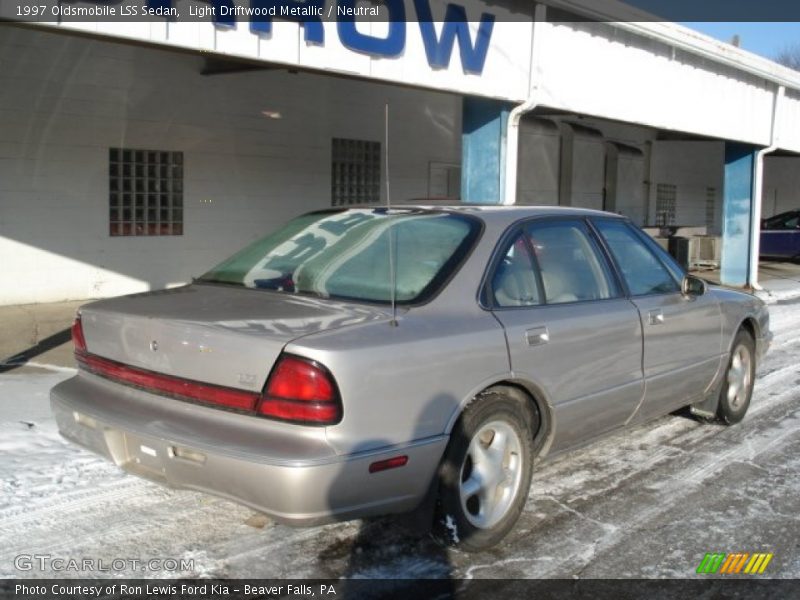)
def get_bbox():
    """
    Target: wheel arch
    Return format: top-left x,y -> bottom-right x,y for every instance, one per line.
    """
448,377 -> 556,462
738,316 -> 759,345
691,315 -> 759,420
732,315 -> 761,367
